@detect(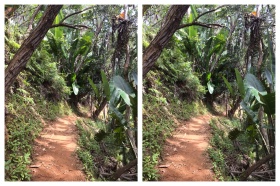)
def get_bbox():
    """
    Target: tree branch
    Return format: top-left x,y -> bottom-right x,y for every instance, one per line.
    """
193,5 -> 227,23
51,6 -> 93,30
110,159 -> 137,181
60,6 -> 93,23
239,152 -> 275,181
177,5 -> 228,30
50,23 -> 89,29
27,5 -> 42,33
177,22 -> 224,30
